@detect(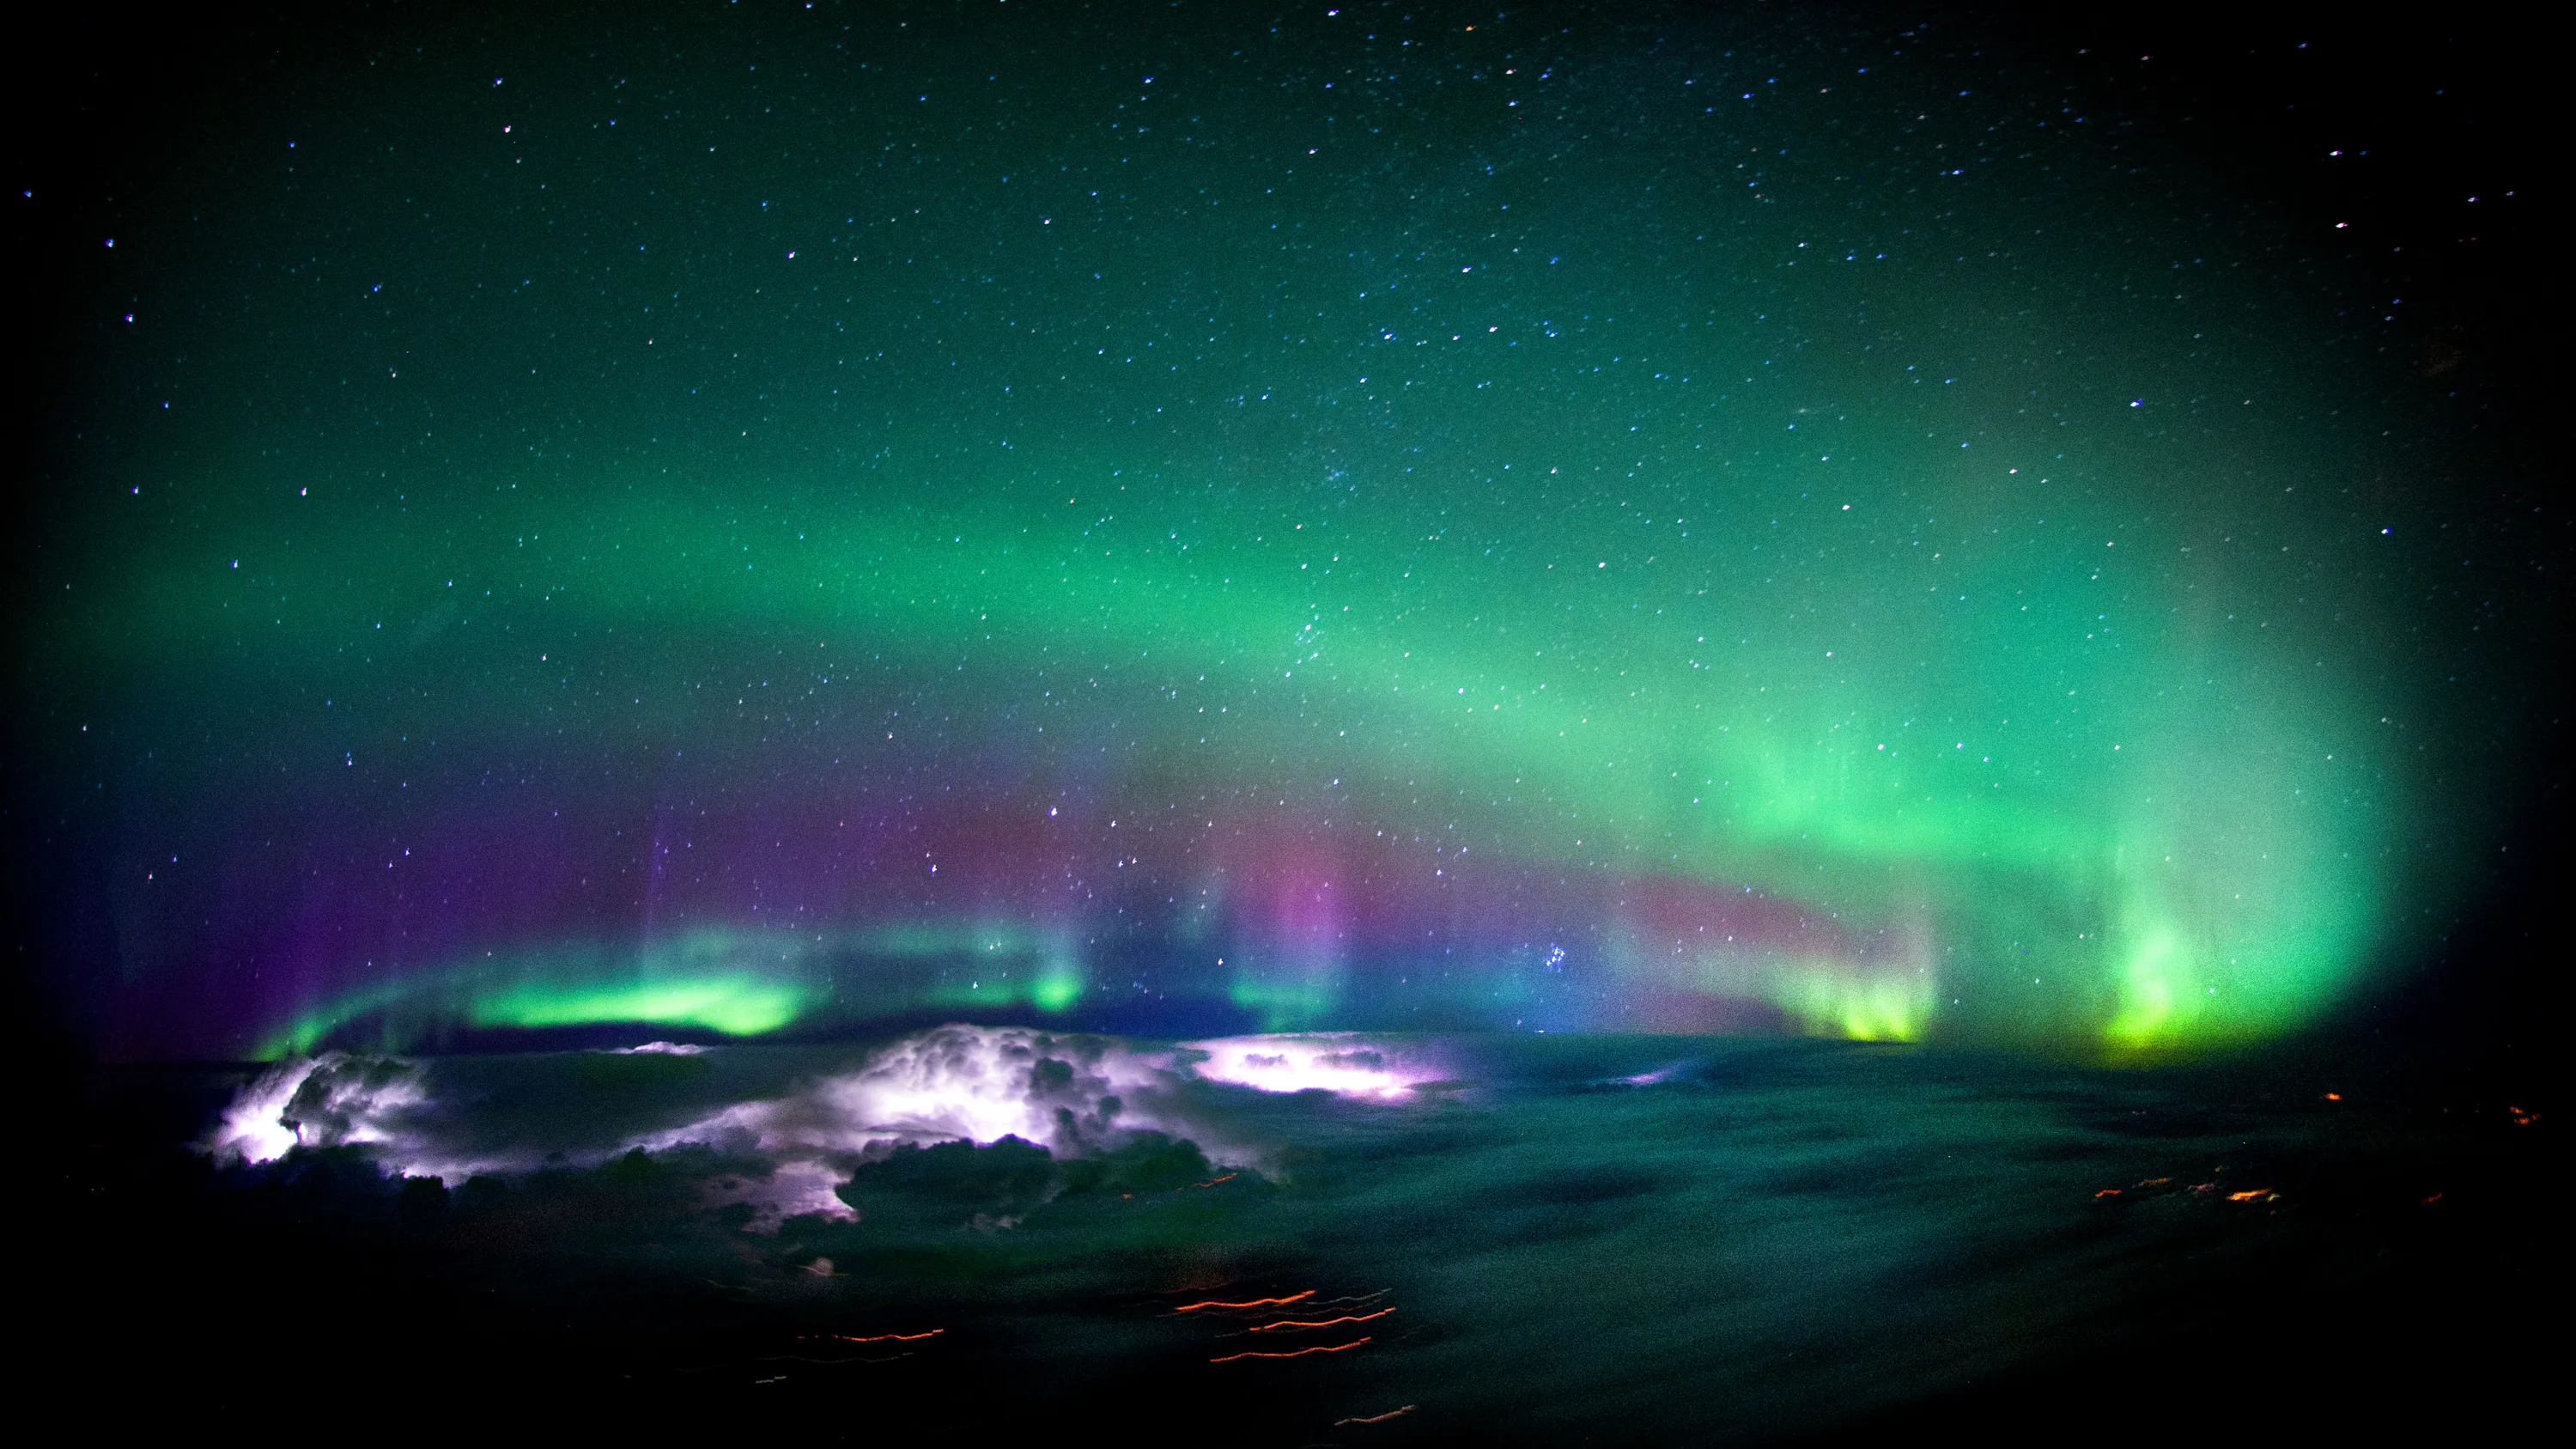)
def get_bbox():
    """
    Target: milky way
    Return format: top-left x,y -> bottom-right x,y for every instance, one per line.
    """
25,3 -> 2514,1059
